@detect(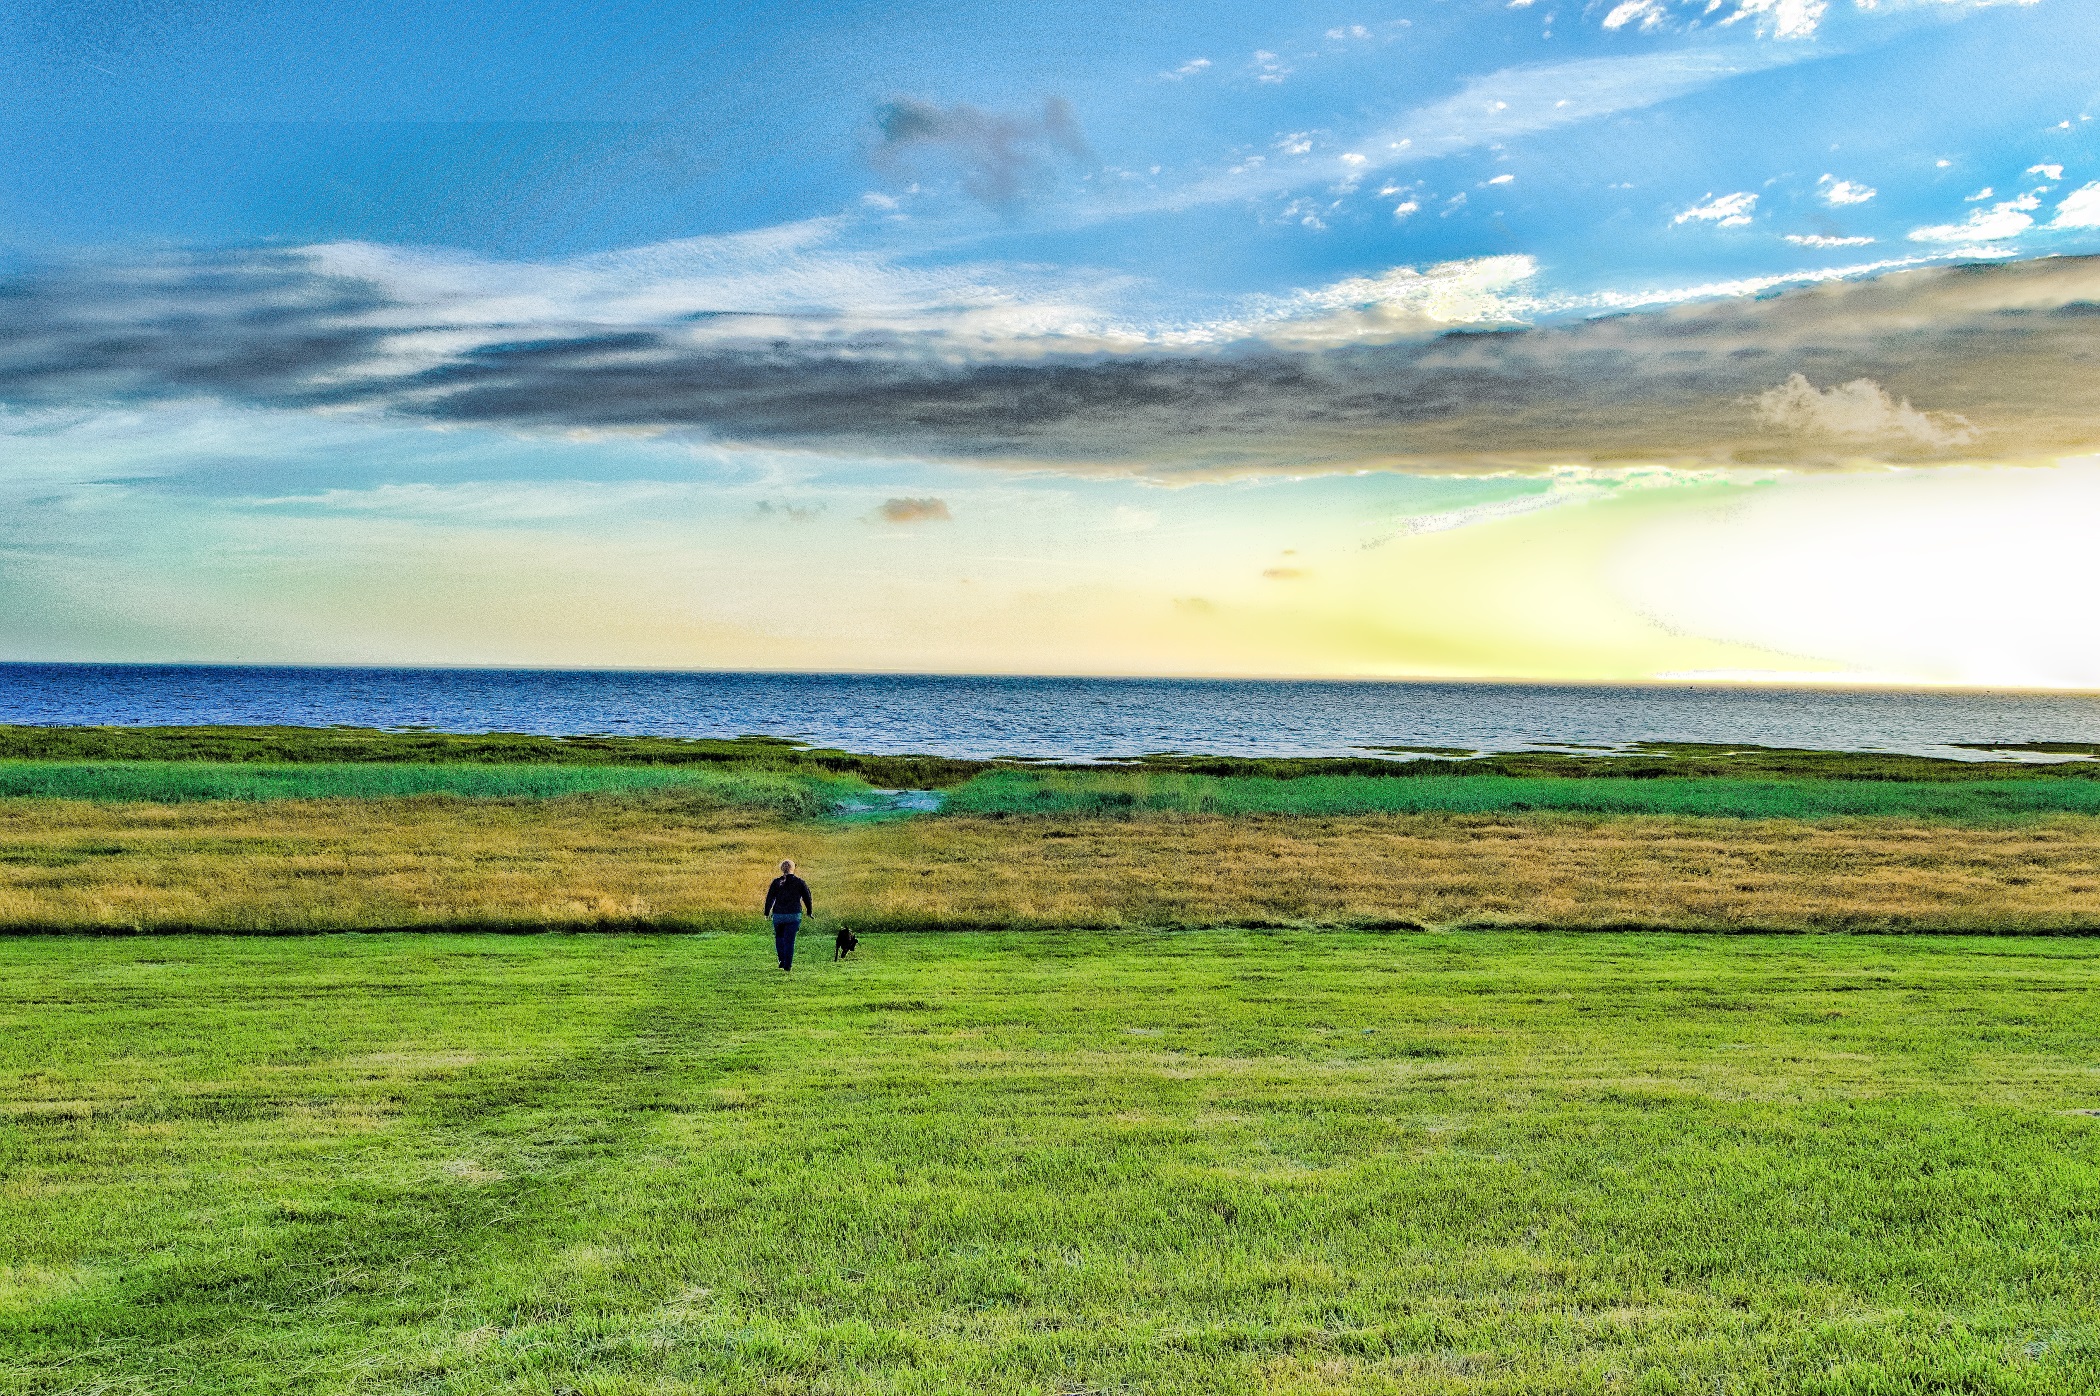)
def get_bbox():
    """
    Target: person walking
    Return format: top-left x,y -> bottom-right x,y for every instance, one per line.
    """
764,859 -> 813,971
